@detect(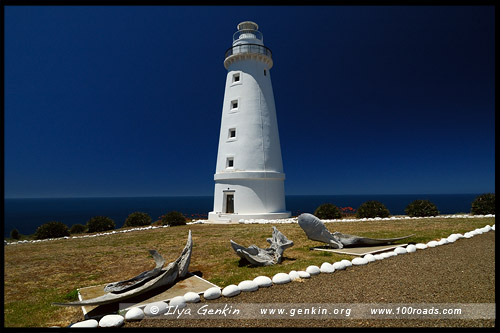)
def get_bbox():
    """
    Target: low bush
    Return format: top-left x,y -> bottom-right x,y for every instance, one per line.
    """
34,221 -> 70,240
314,203 -> 342,219
10,229 -> 20,240
356,201 -> 390,218
471,193 -> 495,215
69,224 -> 87,234
86,216 -> 115,233
124,212 -> 152,228
161,211 -> 187,226
405,199 -> 439,217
